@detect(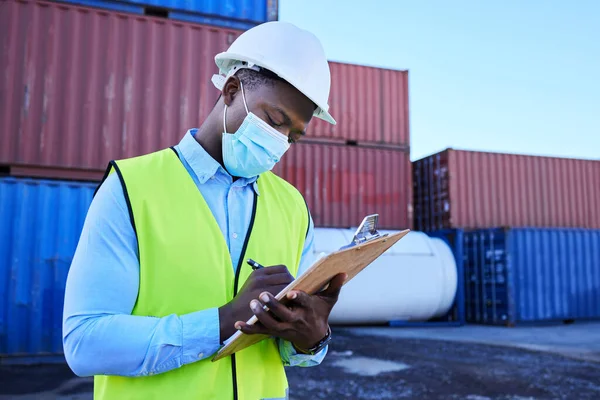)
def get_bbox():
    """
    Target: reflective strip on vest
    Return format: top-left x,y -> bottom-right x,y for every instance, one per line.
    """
93,148 -> 308,400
